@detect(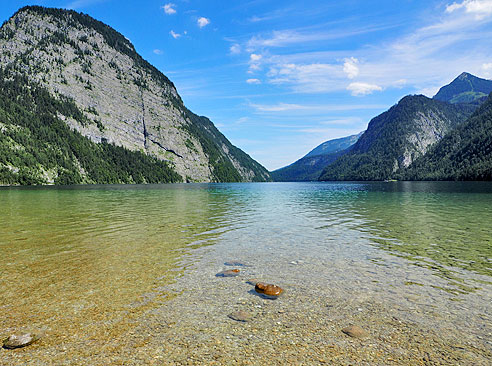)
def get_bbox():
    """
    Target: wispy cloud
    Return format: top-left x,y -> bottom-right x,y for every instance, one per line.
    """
197,17 -> 210,28
248,53 -> 263,72
247,24 -> 399,49
230,43 -> 241,55
347,82 -> 383,96
250,102 -> 387,113
170,30 -> 181,39
246,78 -> 261,84
162,3 -> 177,15
343,57 -> 359,79
266,62 -> 344,93
236,2 -> 492,97
153,49 -> 163,55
